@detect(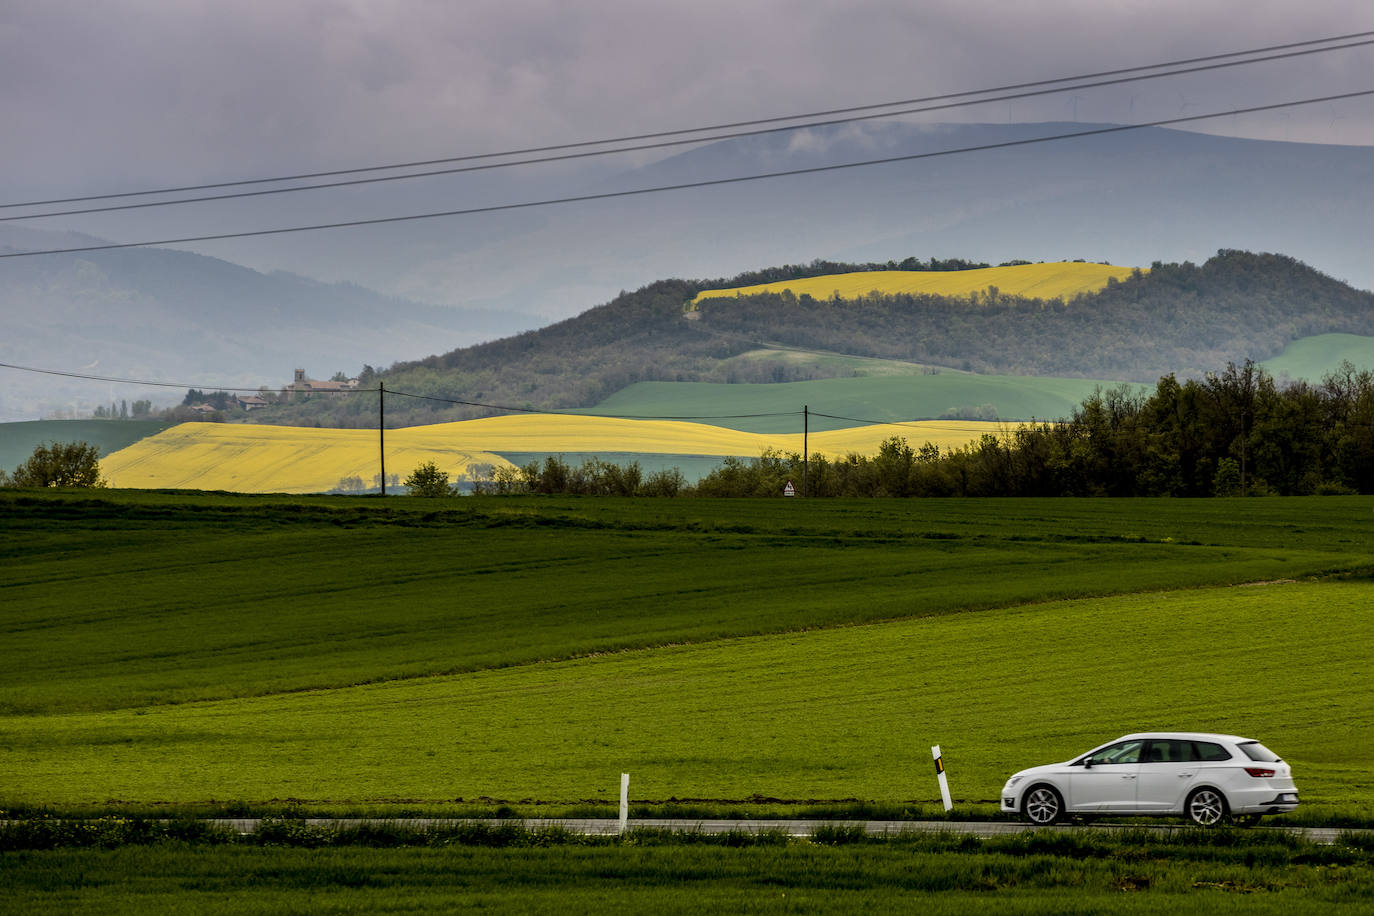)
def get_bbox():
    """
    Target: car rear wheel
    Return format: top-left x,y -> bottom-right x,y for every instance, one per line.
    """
1186,788 -> 1228,826
1024,785 -> 1063,826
